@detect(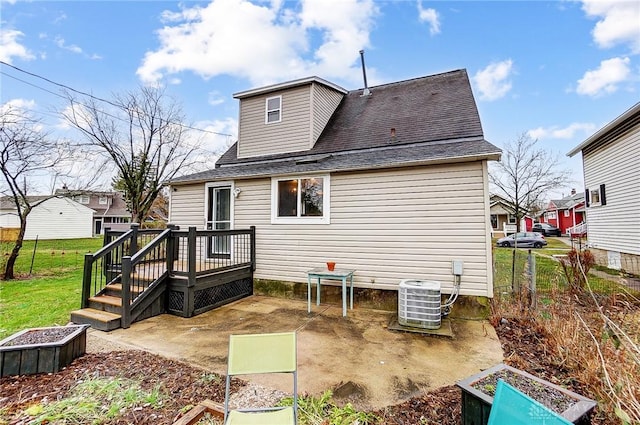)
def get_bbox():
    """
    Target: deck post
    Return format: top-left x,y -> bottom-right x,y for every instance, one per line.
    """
81,253 -> 94,308
186,226 -> 197,316
121,256 -> 132,328
166,224 -> 177,274
250,226 -> 256,272
129,223 -> 140,256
